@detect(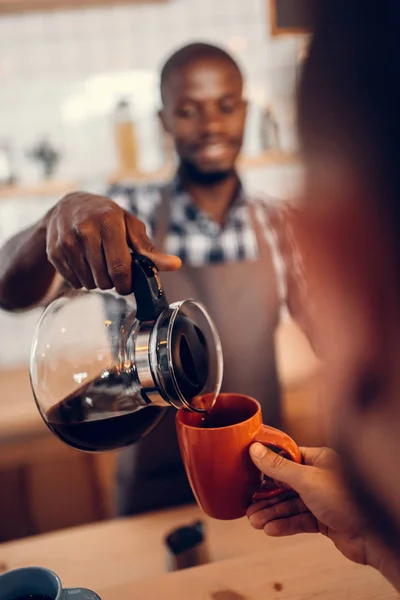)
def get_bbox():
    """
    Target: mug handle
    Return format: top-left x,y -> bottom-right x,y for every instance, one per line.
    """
63,588 -> 101,600
251,424 -> 302,502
